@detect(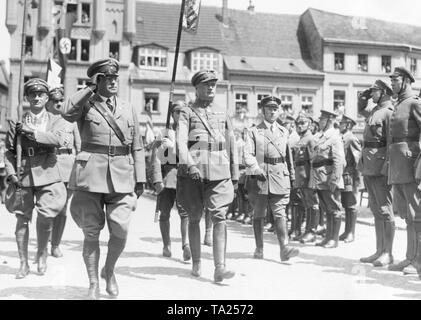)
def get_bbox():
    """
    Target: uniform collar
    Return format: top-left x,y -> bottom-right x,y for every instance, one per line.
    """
98,93 -> 115,103
398,88 -> 414,102
322,127 -> 337,139
263,120 -> 276,129
29,108 -> 47,121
